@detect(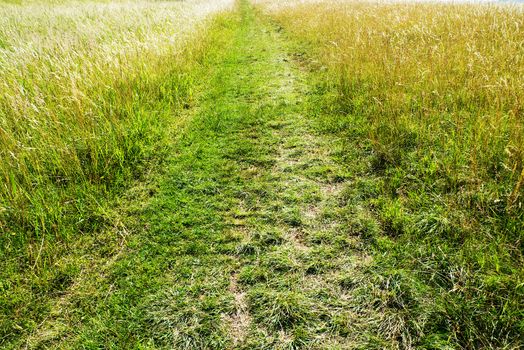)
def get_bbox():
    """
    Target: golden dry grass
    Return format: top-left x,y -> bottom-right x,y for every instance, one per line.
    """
255,0 -> 524,347
256,0 -> 524,195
